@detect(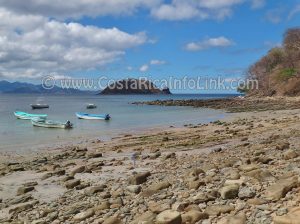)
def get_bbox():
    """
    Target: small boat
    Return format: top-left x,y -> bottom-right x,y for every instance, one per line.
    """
86,104 -> 97,109
14,111 -> 47,120
76,112 -> 110,120
31,104 -> 49,109
31,118 -> 73,129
